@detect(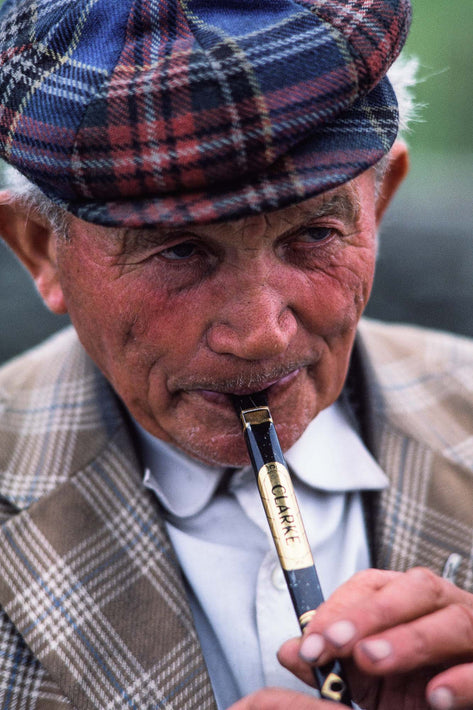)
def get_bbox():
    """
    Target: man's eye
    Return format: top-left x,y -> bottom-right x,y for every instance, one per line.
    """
160,241 -> 197,260
303,227 -> 333,242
